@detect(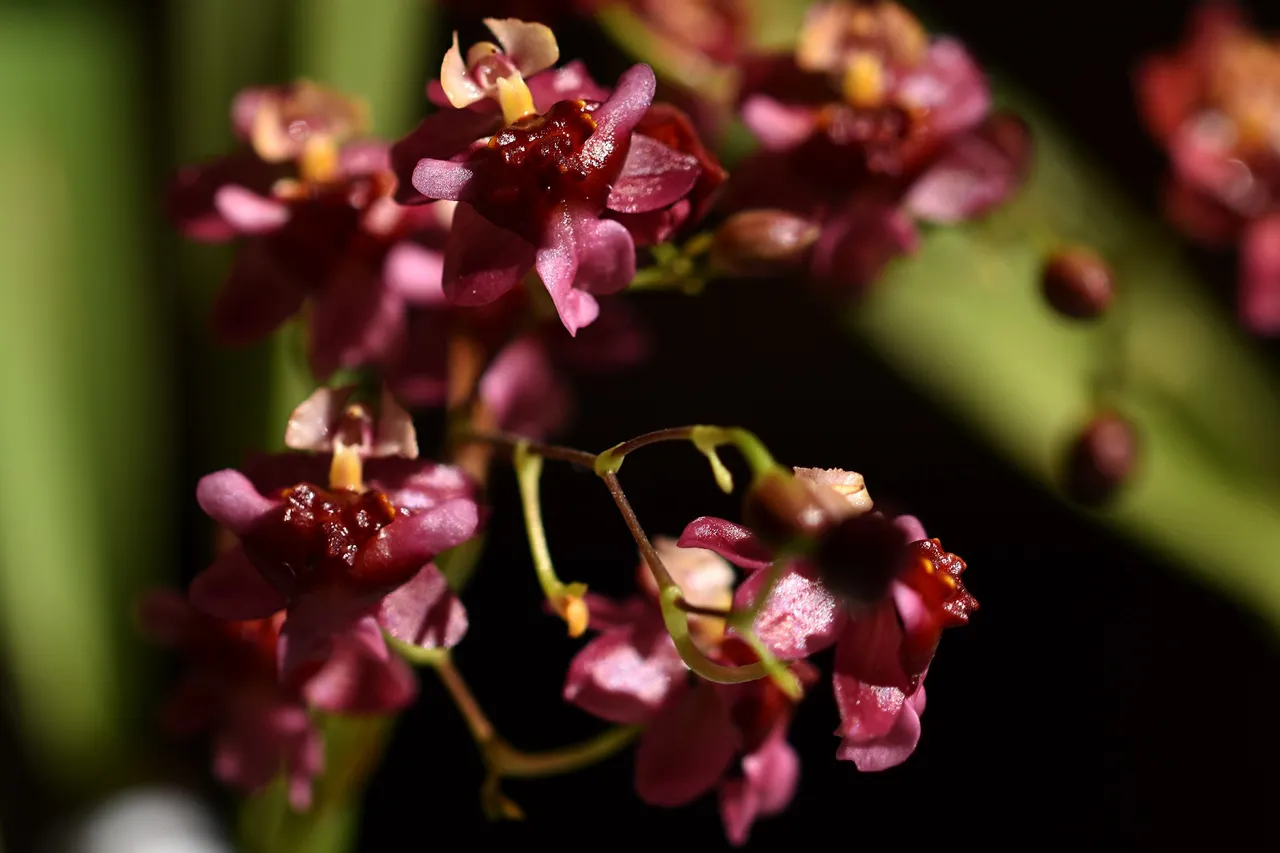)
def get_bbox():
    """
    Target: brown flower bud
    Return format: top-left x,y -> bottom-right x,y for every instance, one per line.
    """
813,512 -> 913,605
711,210 -> 820,276
1041,246 -> 1115,320
1064,412 -> 1140,506
742,467 -> 869,547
